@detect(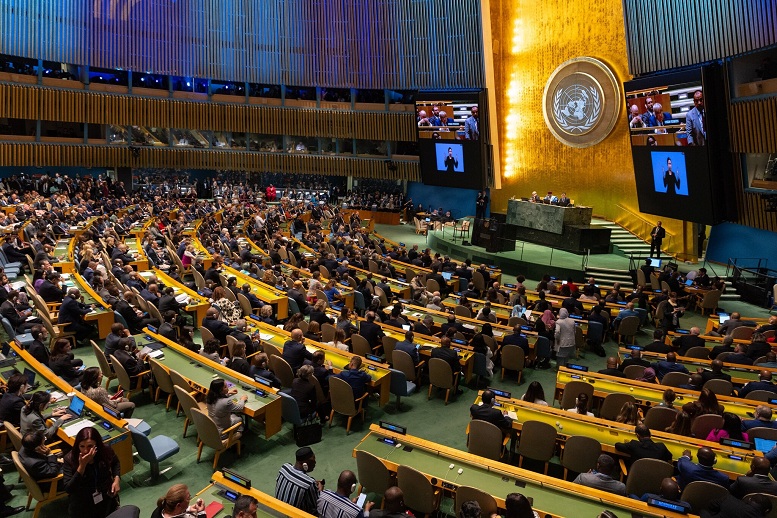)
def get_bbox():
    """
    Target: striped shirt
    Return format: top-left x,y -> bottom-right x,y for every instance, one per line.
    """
275,463 -> 319,515
317,489 -> 362,518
